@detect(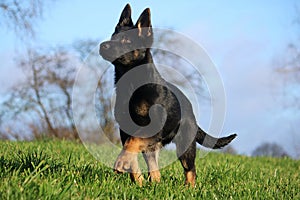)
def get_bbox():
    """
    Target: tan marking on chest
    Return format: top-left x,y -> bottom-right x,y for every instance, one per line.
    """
133,50 -> 140,59
135,100 -> 150,117
124,137 -> 152,153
